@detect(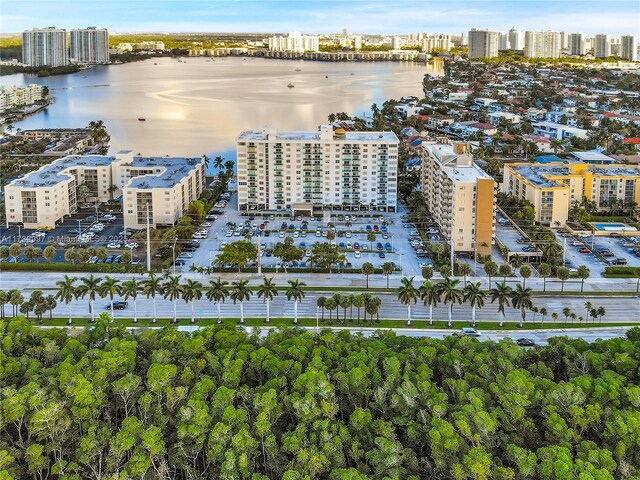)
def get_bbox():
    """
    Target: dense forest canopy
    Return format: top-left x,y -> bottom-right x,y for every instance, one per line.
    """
1,316 -> 639,479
